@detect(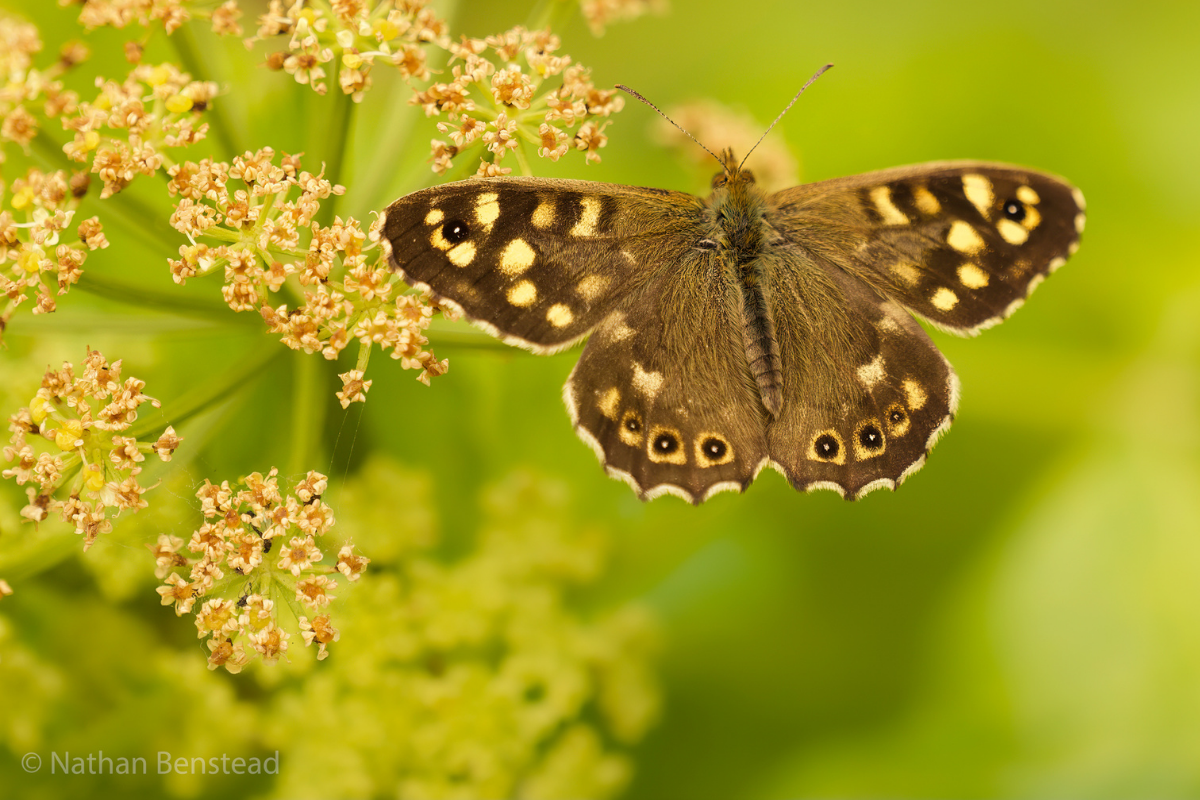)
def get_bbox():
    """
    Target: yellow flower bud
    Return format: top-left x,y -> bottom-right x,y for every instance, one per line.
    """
54,419 -> 84,451
343,53 -> 363,69
83,131 -> 101,151
166,94 -> 194,114
11,186 -> 35,210
17,246 -> 44,274
148,65 -> 172,87
374,19 -> 399,40
84,463 -> 105,492
30,395 -> 50,425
